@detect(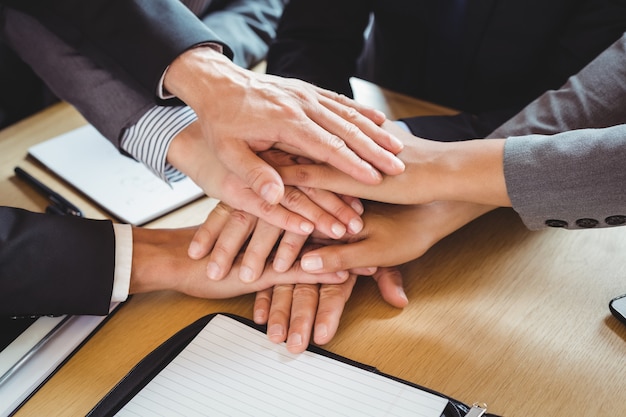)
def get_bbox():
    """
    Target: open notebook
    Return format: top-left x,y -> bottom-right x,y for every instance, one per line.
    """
89,314 -> 494,417
28,125 -> 203,225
